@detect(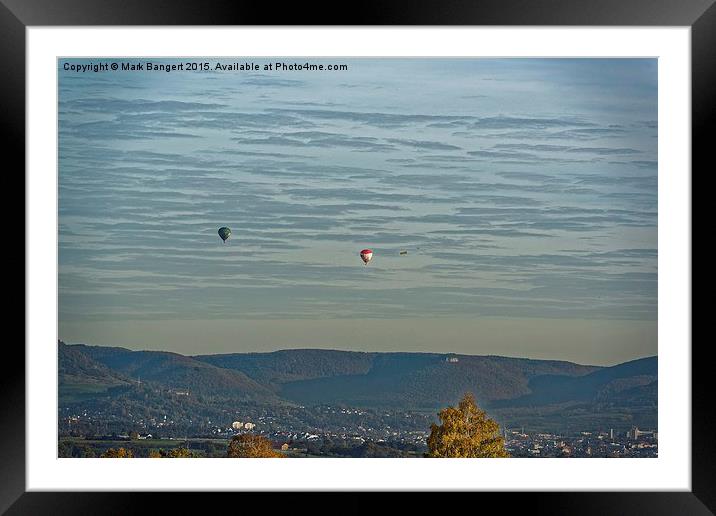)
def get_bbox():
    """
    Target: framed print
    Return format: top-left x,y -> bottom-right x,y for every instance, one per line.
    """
7,0 -> 709,513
